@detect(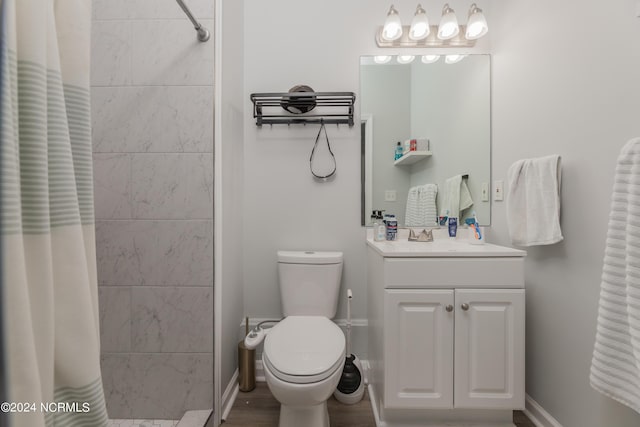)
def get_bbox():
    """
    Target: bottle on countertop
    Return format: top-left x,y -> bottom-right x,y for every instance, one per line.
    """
394,142 -> 403,160
448,217 -> 458,239
374,210 -> 386,241
385,214 -> 398,241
